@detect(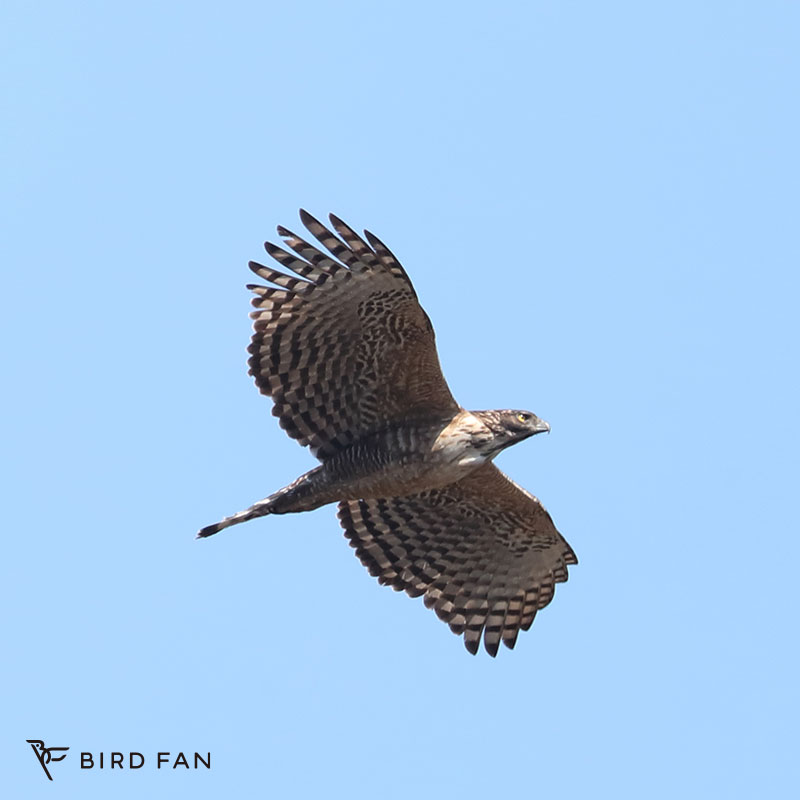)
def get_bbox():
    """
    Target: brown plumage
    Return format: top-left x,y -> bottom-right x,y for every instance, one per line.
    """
198,210 -> 577,656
